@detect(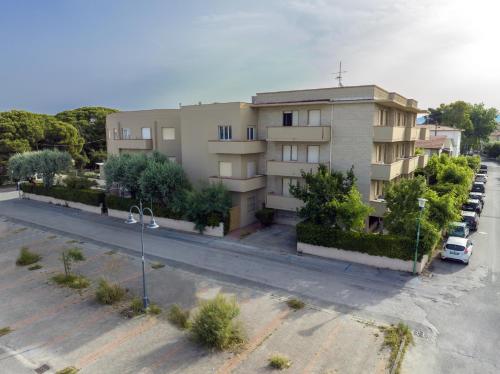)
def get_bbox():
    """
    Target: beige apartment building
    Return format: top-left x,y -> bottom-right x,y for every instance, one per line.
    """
106,85 -> 429,230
